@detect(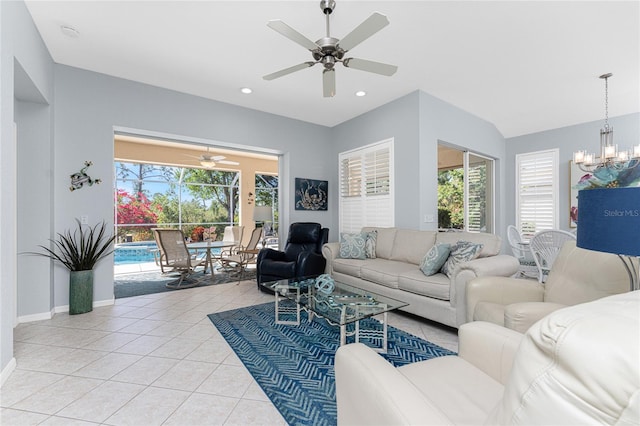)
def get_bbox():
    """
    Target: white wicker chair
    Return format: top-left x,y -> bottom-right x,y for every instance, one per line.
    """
506,225 -> 538,279
529,229 -> 577,283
